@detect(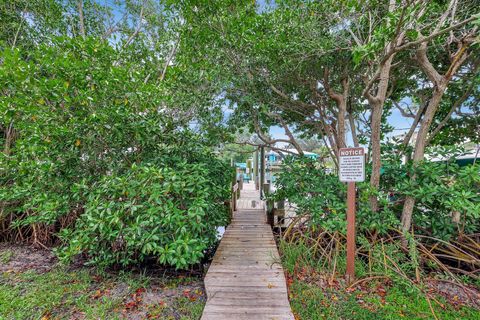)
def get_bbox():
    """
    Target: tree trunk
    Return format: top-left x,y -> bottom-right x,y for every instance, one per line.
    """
347,112 -> 359,148
401,101 -> 426,148
401,86 -> 446,232
3,122 -> 15,155
366,53 -> 395,212
323,70 -> 349,150
400,34 -> 472,232
369,100 -> 383,212
337,99 -> 347,149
